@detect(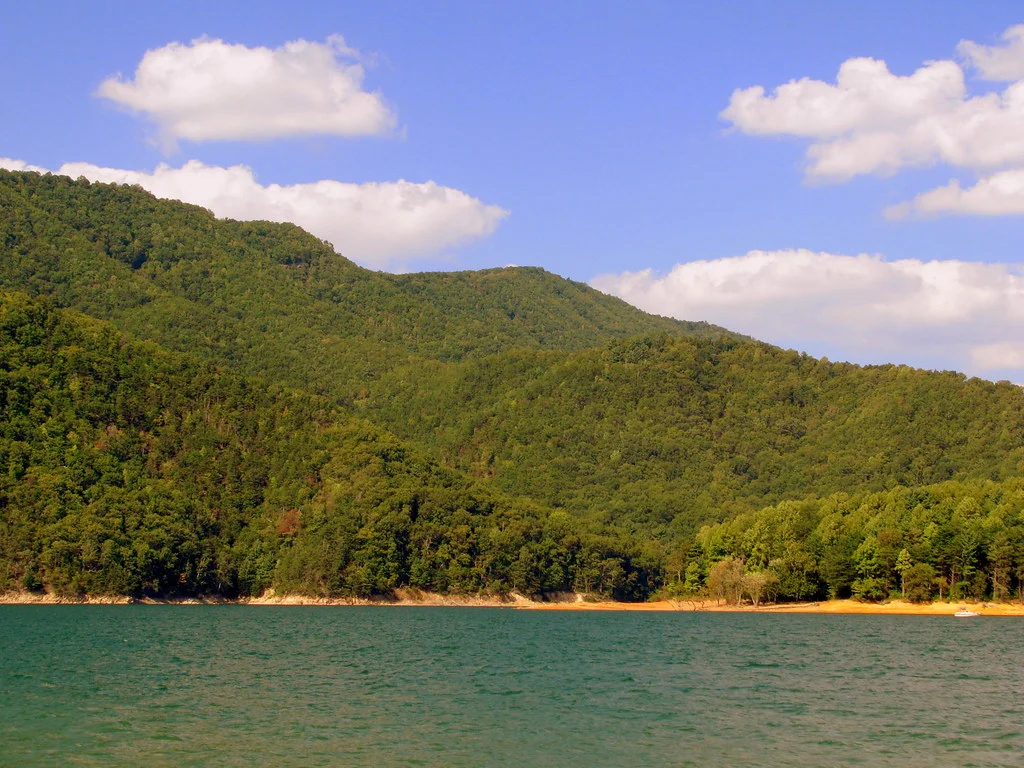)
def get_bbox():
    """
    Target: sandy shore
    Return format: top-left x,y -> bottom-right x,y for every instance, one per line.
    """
2,589 -> 1022,615
522,598 -> 1024,616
